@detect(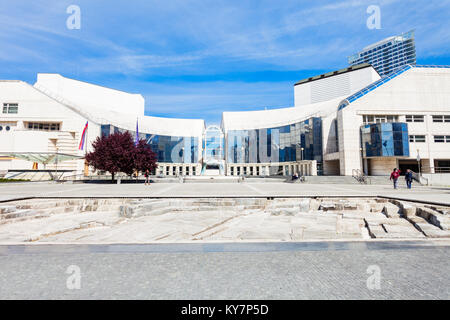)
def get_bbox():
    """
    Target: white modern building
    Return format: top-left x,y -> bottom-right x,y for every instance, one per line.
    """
1,65 -> 449,180
0,74 -> 205,179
